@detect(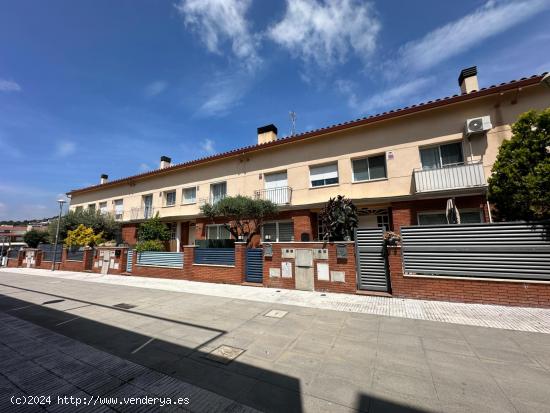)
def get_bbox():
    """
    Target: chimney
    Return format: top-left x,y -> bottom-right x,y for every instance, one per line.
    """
100,174 -> 108,184
160,156 -> 171,169
458,66 -> 479,94
257,124 -> 278,145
